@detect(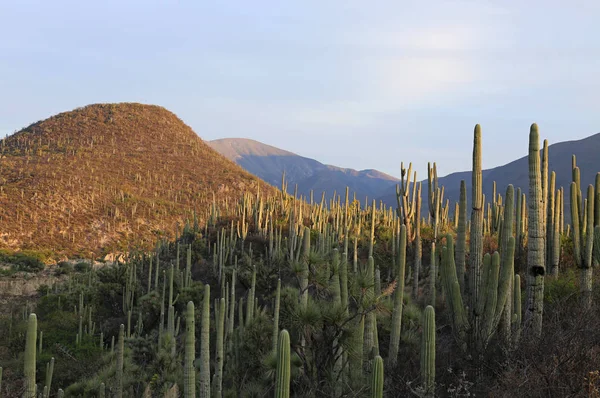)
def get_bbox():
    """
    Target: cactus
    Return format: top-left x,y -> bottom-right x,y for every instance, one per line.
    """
246,264 -> 256,326
513,274 -> 522,346
116,324 -> 124,398
371,355 -> 384,398
420,306 -> 435,397
43,357 -> 54,398
498,185 -> 515,343
429,242 -> 436,305
388,224 -> 406,366
300,227 -> 310,309
184,302 -> 195,398
526,123 -> 545,337
199,284 -> 211,398
24,313 -> 37,398
551,189 -> 561,276
214,297 -> 225,397
364,256 -> 376,364
272,279 -> 281,352
582,185 -> 595,308
456,180 -> 467,295
413,182 -> 423,300
468,124 -> 484,347
275,330 -> 291,398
